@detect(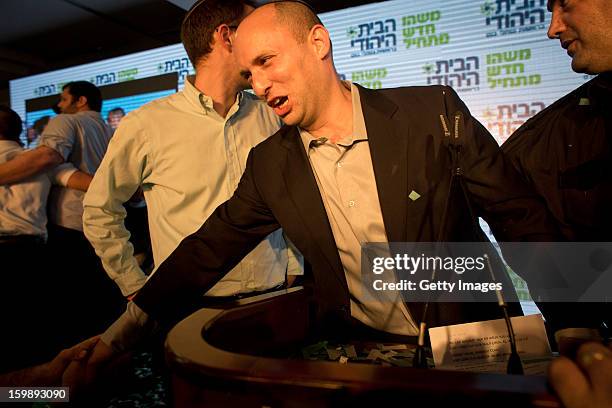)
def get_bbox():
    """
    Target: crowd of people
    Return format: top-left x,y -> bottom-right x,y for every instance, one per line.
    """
0,0 -> 610,406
